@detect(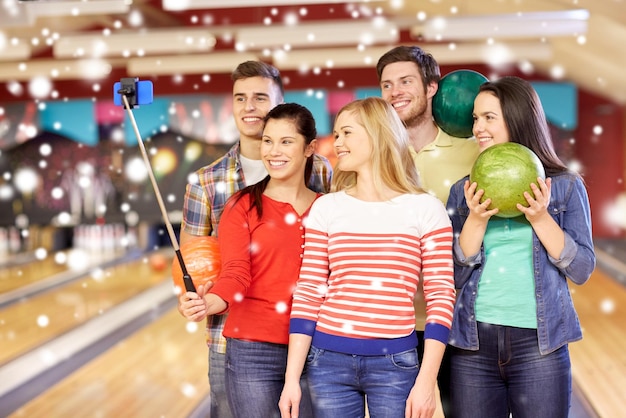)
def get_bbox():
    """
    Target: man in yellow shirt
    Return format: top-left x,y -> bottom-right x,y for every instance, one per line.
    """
377,45 -> 480,418
377,46 -> 479,205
